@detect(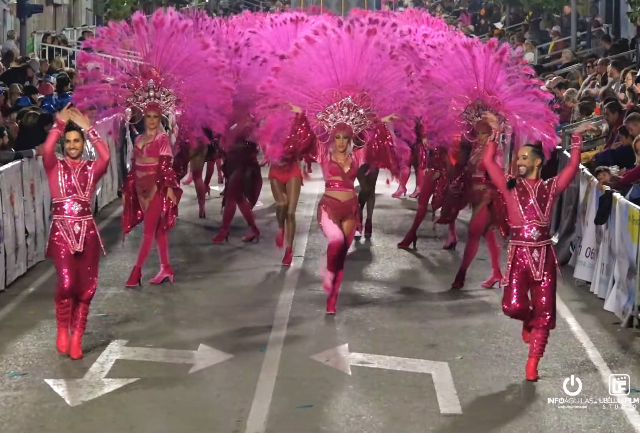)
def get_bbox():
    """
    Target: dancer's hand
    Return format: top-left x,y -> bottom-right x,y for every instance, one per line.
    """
290,104 -> 302,114
167,188 -> 177,206
481,112 -> 499,130
57,104 -> 73,123
69,108 -> 92,130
